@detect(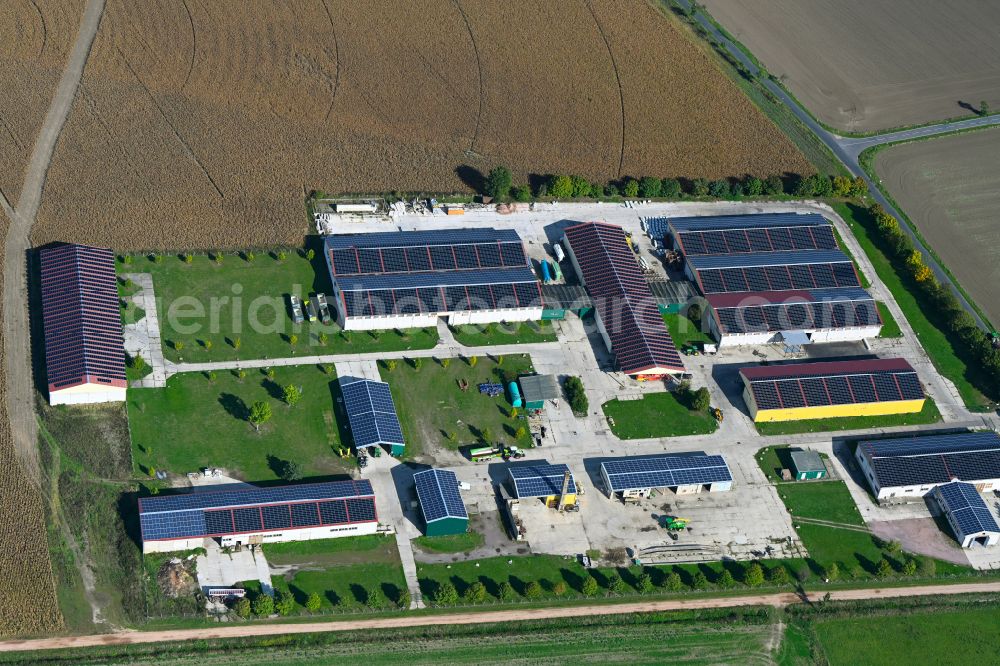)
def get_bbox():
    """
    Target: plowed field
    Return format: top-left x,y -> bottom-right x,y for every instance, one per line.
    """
31,0 -> 811,251
0,0 -> 84,204
701,0 -> 1000,133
